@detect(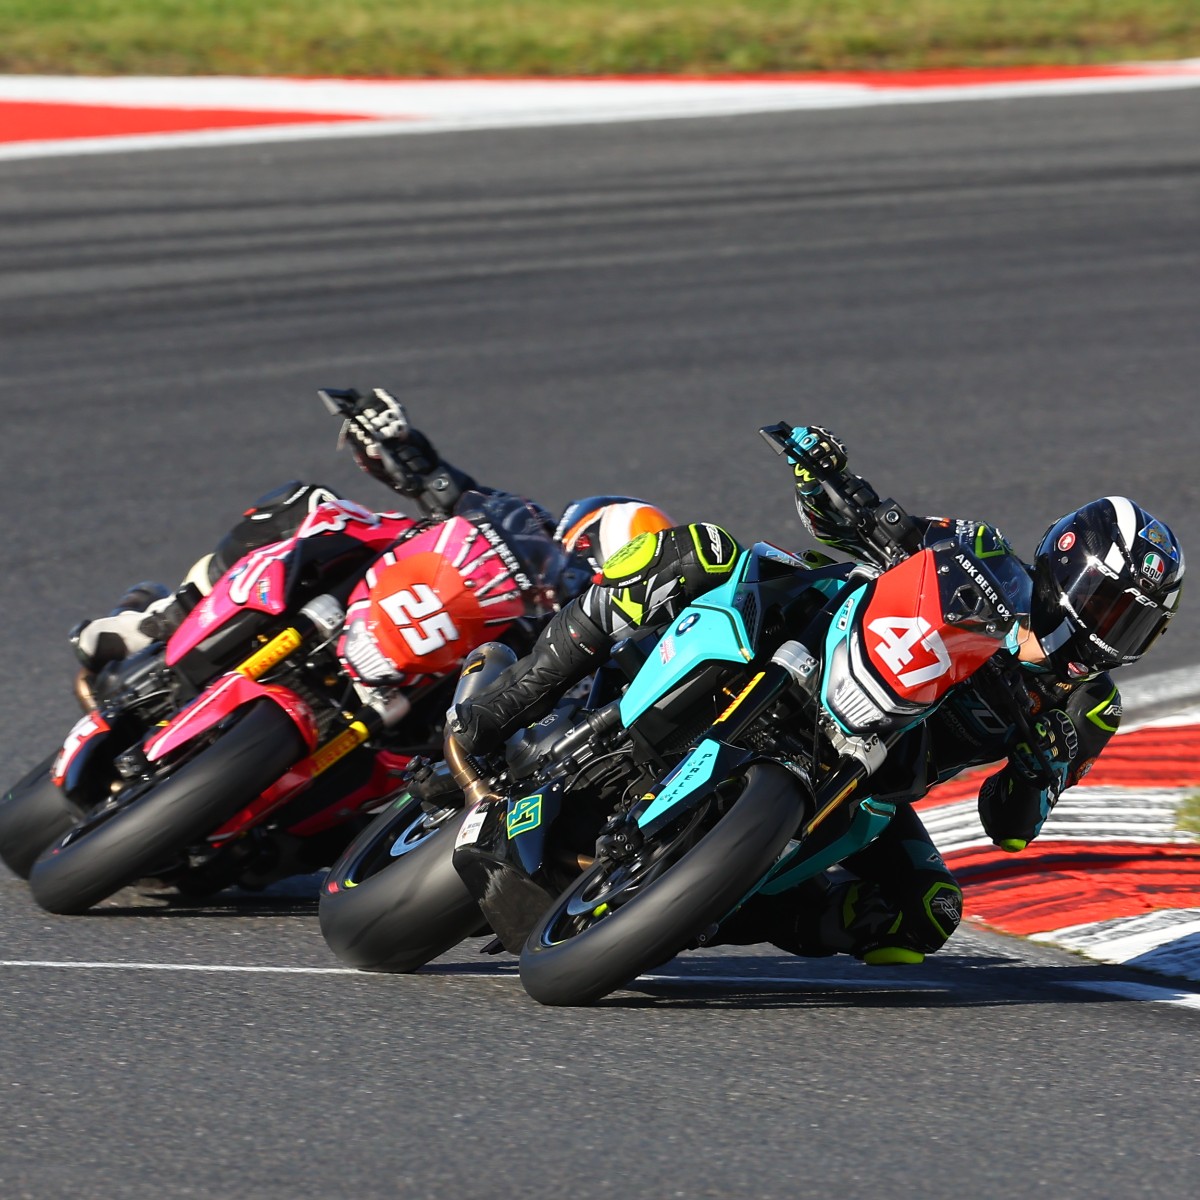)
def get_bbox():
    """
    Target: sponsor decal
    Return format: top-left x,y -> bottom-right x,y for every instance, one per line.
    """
1139,519 -> 1178,560
953,552 -> 1013,622
1123,586 -> 1158,609
707,525 -> 723,560
507,794 -> 543,838
298,497 -> 379,537
835,598 -> 854,632
474,522 -> 534,591
1057,531 -> 1077,553
455,803 -> 489,849
1143,552 -> 1165,583
675,613 -> 700,636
